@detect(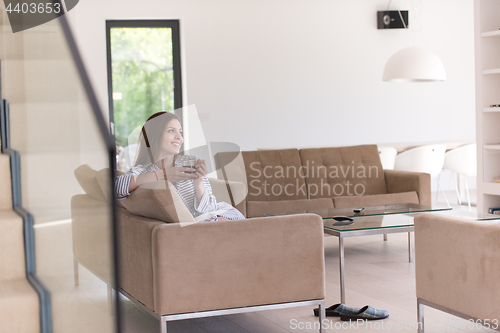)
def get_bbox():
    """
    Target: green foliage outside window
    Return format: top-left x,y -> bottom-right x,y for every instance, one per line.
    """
111,27 -> 174,147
